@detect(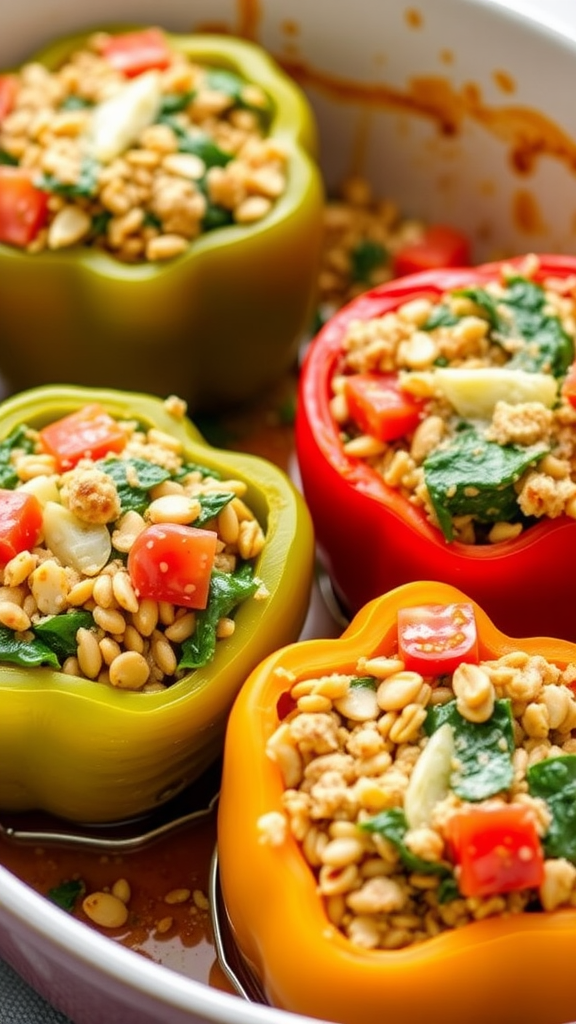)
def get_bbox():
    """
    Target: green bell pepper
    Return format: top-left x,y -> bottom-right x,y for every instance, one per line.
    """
0,28 -> 324,411
0,384 -> 315,823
